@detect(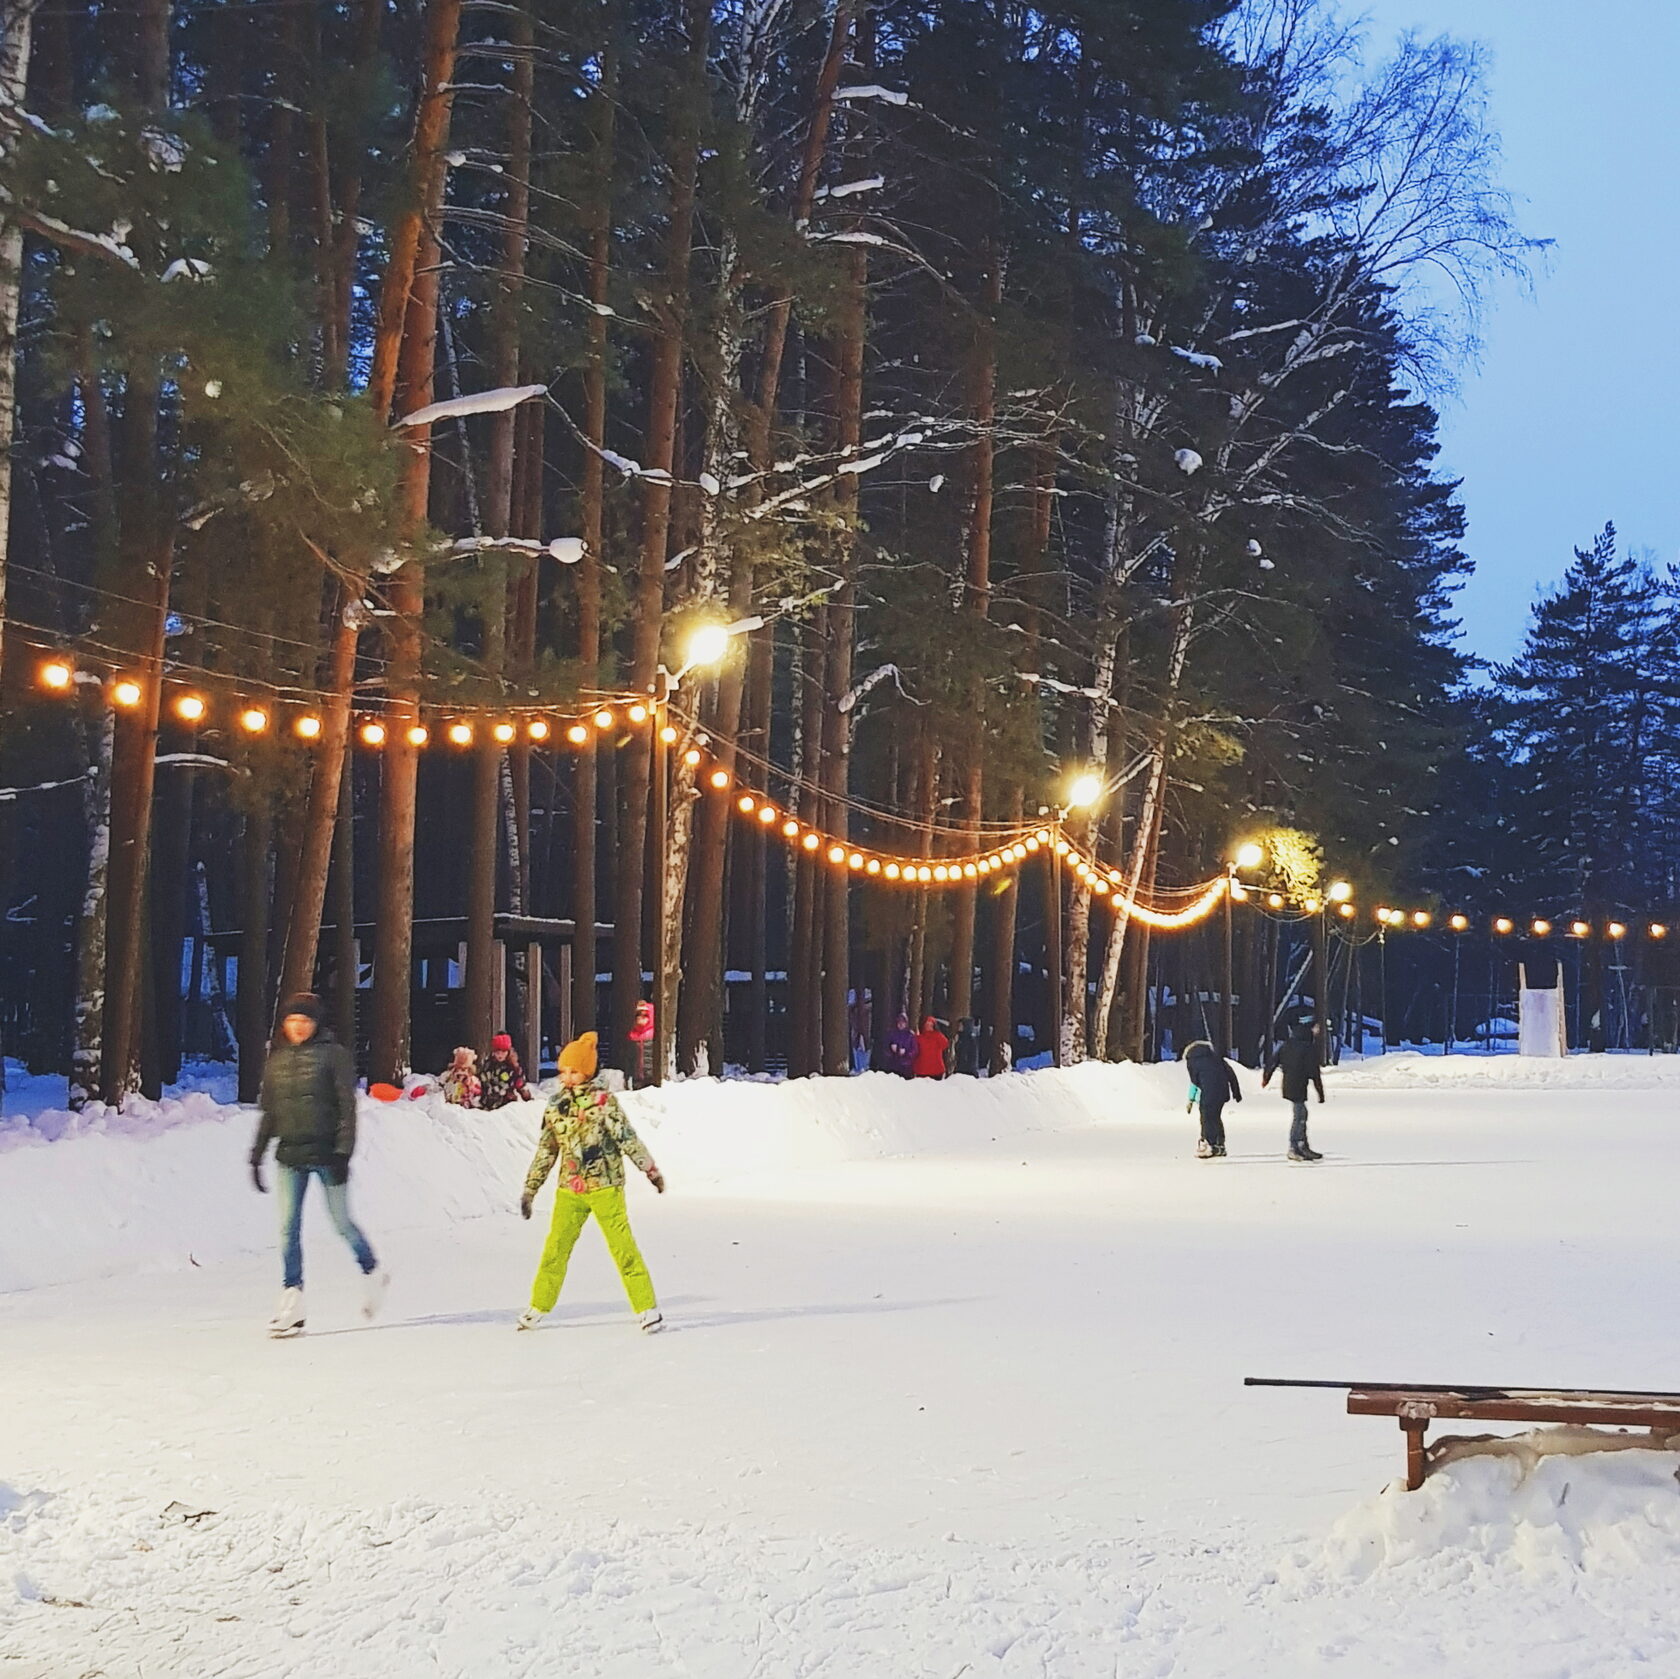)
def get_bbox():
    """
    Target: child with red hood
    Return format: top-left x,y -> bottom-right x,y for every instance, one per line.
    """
480,1032 -> 531,1110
